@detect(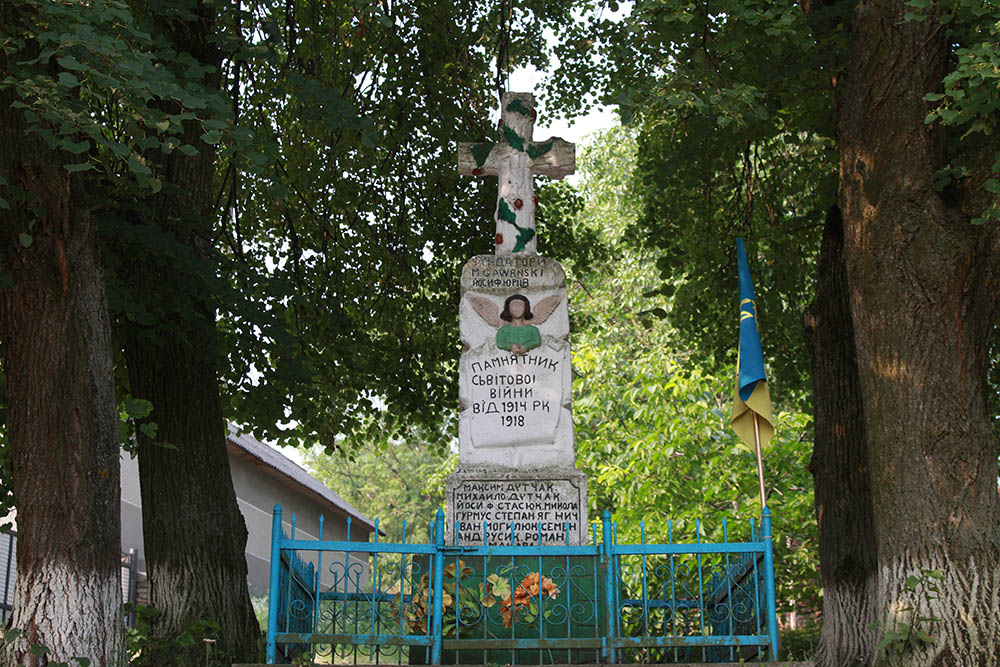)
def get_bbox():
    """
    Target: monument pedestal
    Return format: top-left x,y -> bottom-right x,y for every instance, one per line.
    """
451,252 -> 588,547
446,466 -> 588,545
